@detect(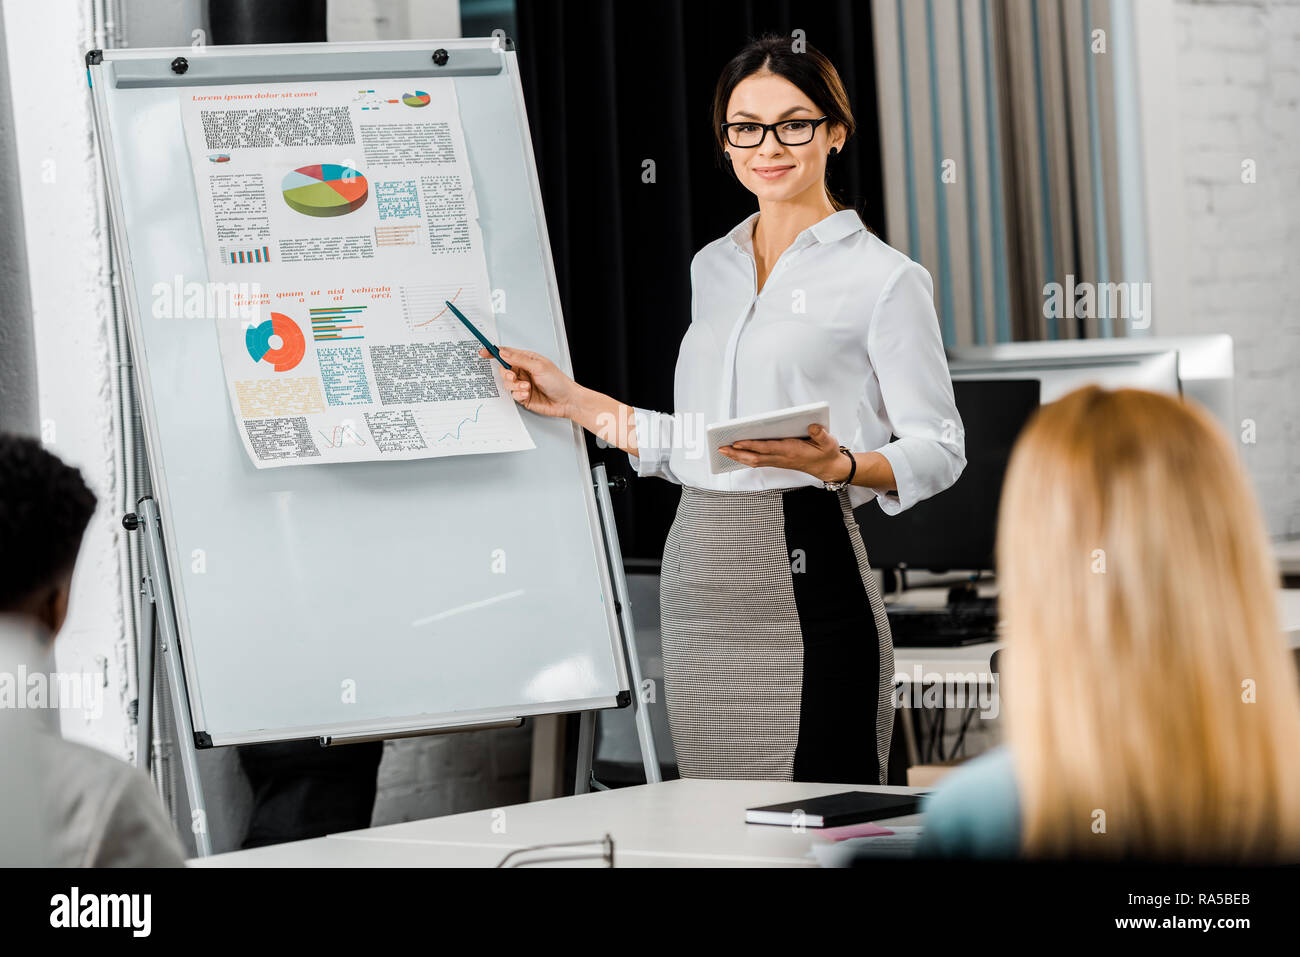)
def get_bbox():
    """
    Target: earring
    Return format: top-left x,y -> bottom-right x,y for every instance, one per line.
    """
829,147 -> 839,158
